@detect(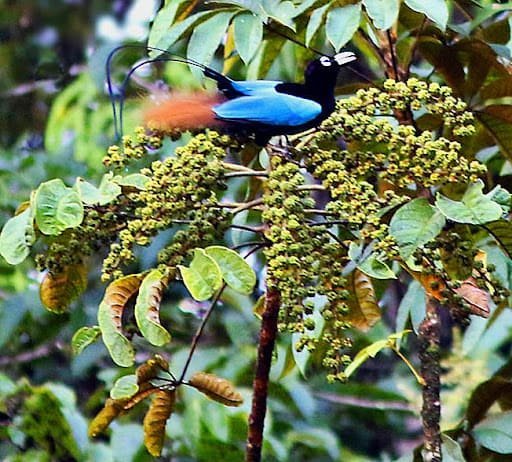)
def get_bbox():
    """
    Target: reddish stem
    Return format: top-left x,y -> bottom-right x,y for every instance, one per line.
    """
245,287 -> 280,462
